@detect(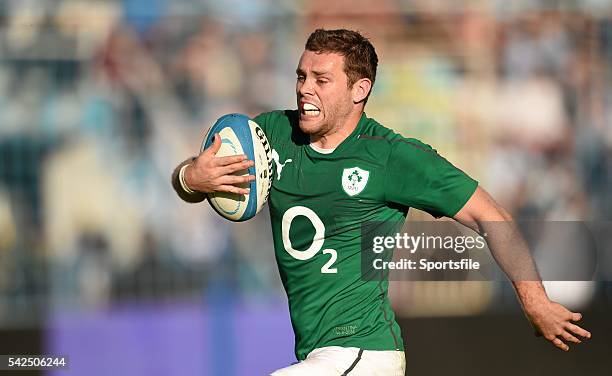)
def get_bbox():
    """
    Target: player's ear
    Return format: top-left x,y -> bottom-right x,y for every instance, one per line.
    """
352,78 -> 372,104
